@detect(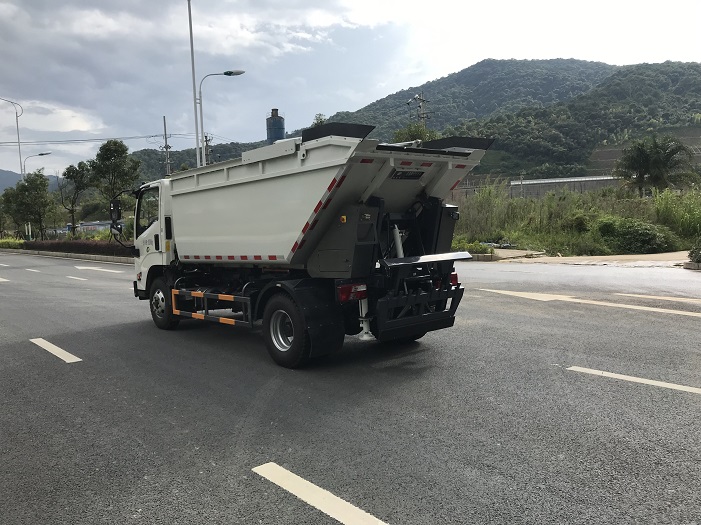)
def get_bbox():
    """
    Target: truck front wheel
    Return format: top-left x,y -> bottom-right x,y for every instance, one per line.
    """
262,294 -> 310,368
149,277 -> 180,330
